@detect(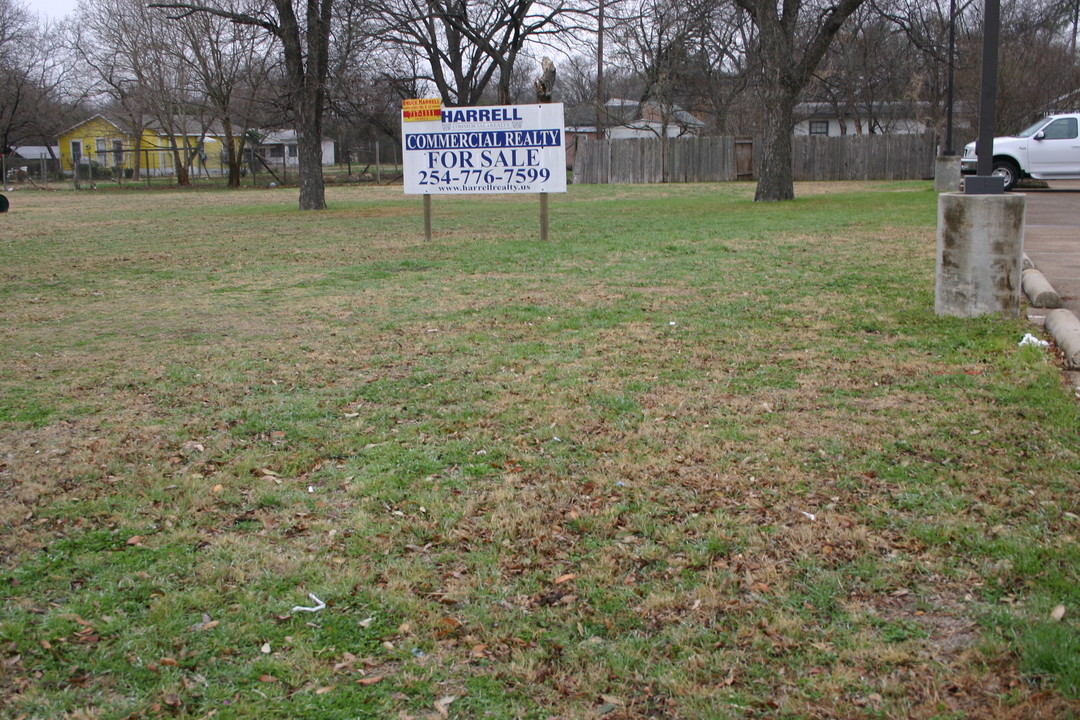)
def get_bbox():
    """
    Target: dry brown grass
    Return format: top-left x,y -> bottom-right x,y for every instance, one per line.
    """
1,183 -> 1079,719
